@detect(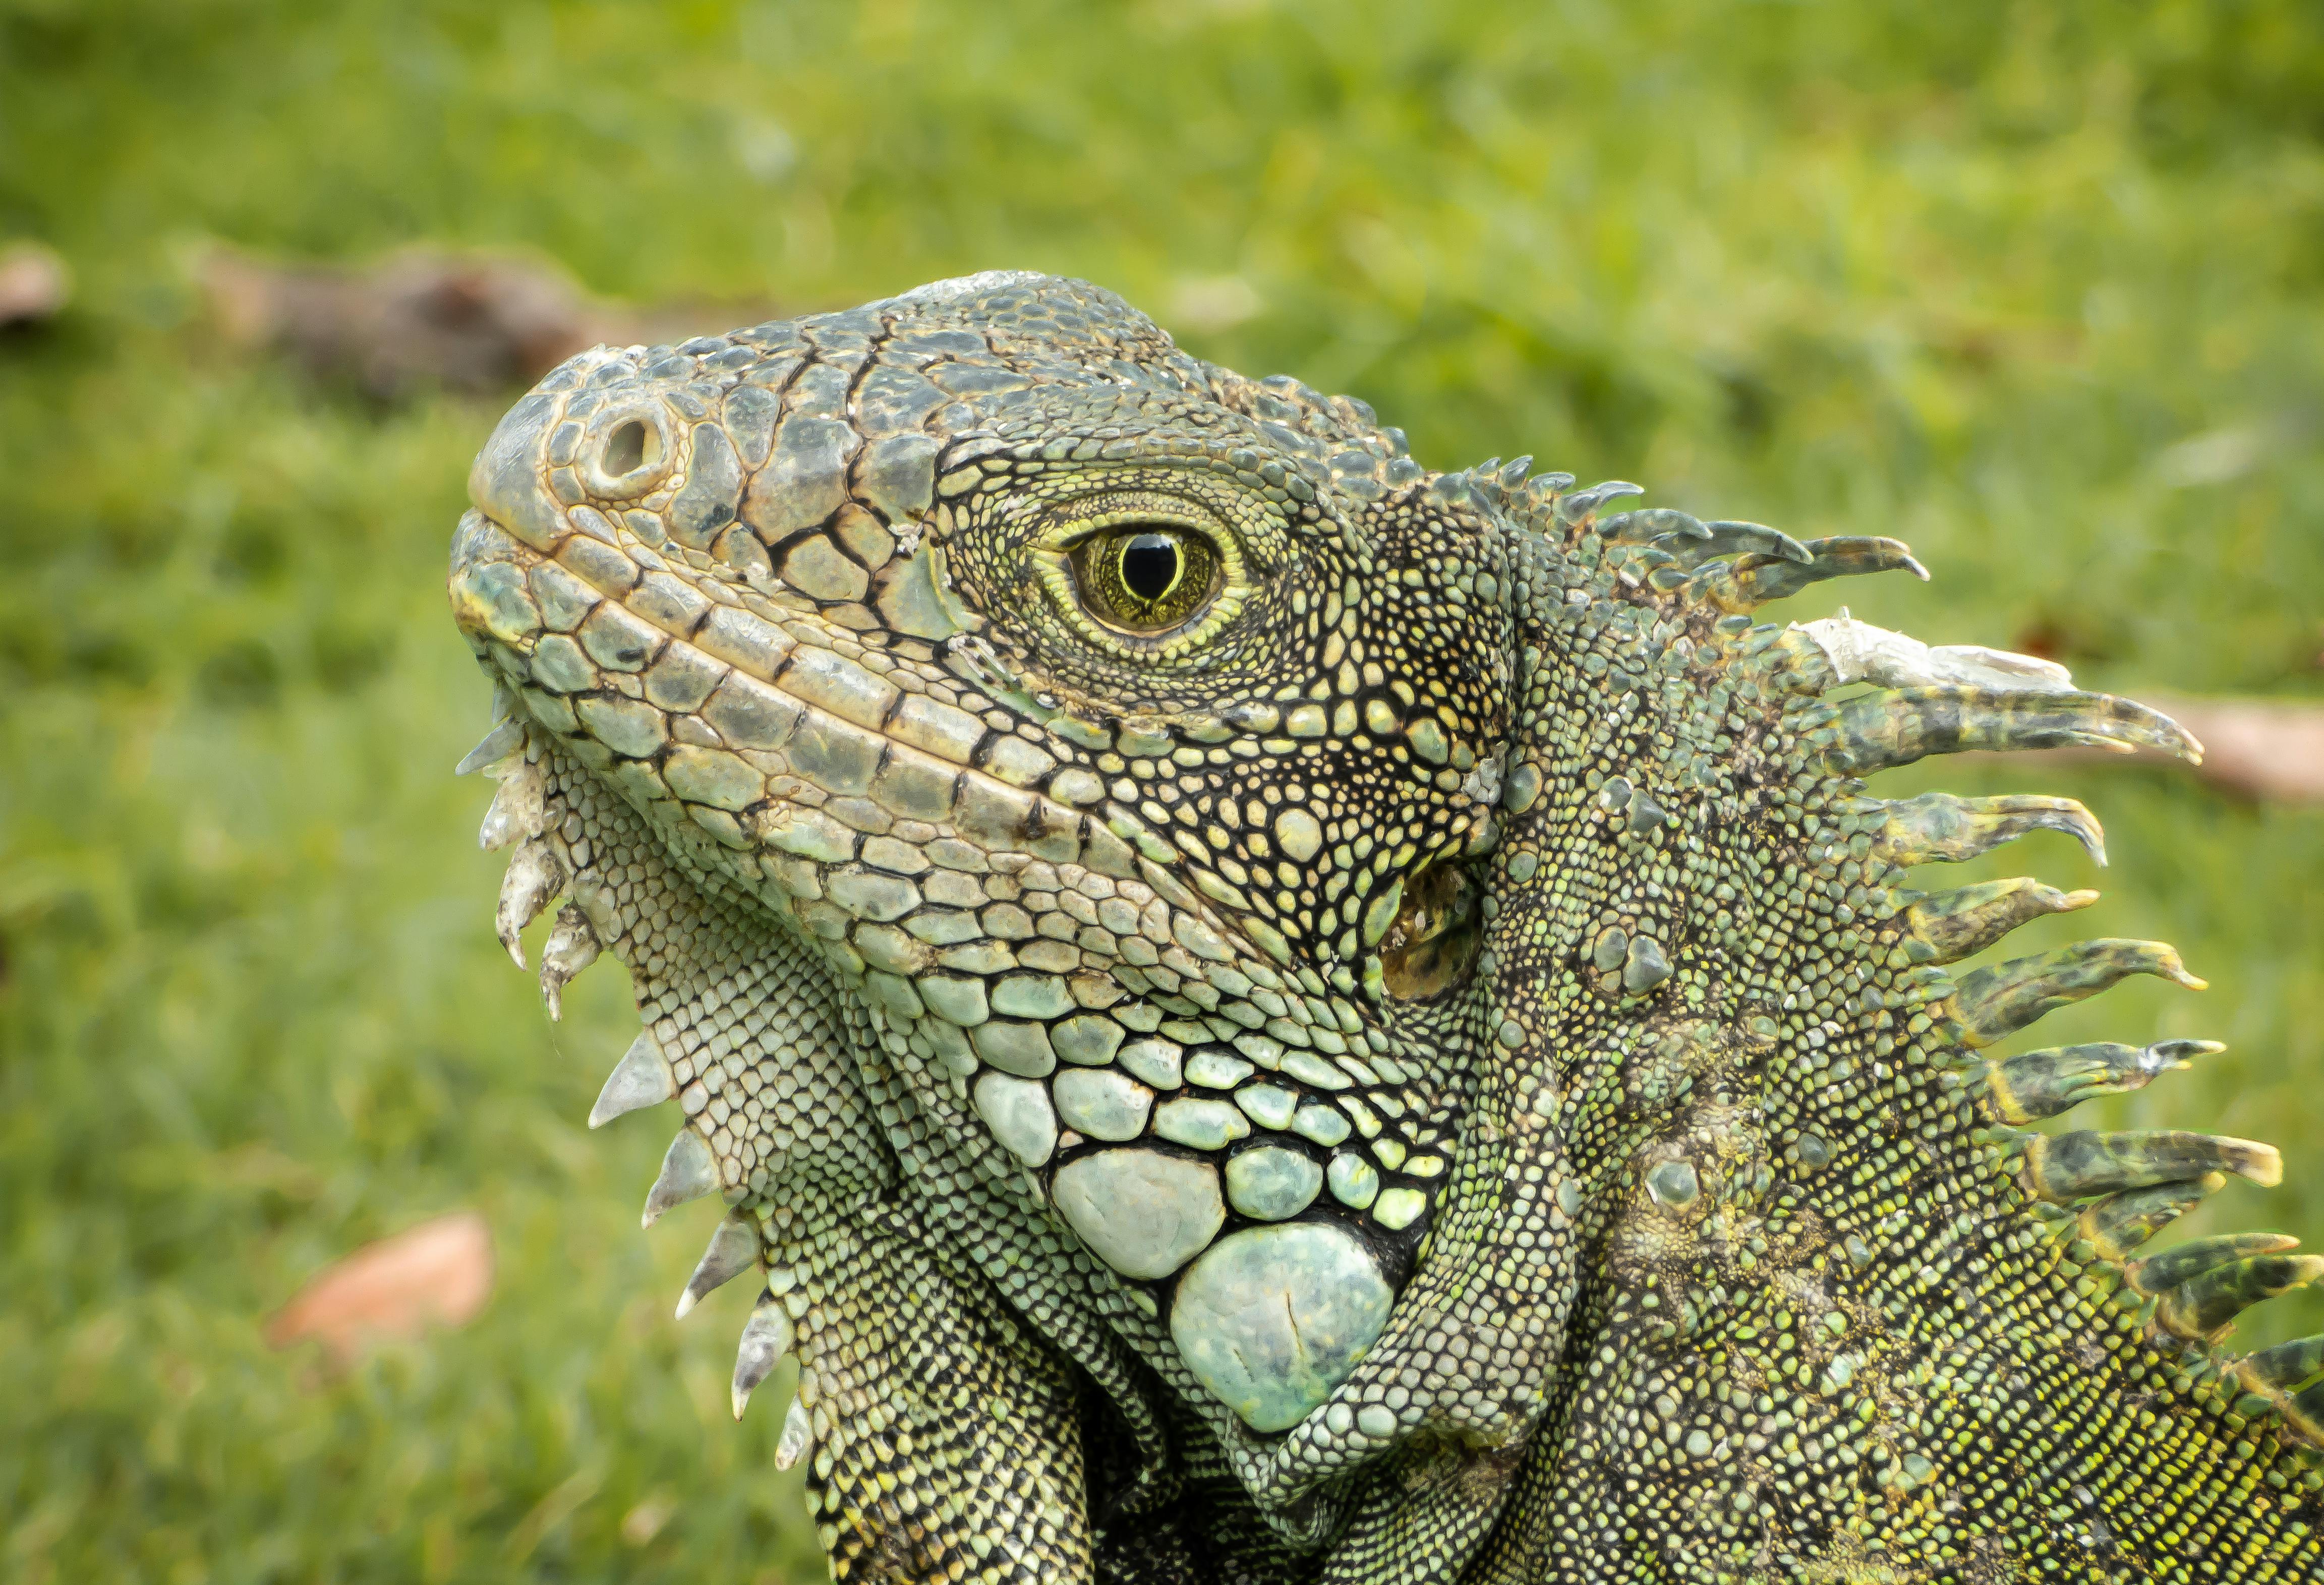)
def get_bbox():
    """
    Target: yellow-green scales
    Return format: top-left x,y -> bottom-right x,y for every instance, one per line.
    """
447,272 -> 2324,1581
